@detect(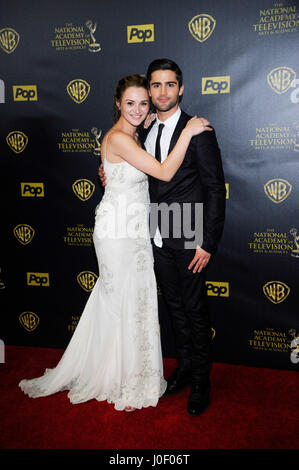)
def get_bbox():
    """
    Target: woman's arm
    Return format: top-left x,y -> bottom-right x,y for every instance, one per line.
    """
109,118 -> 211,182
